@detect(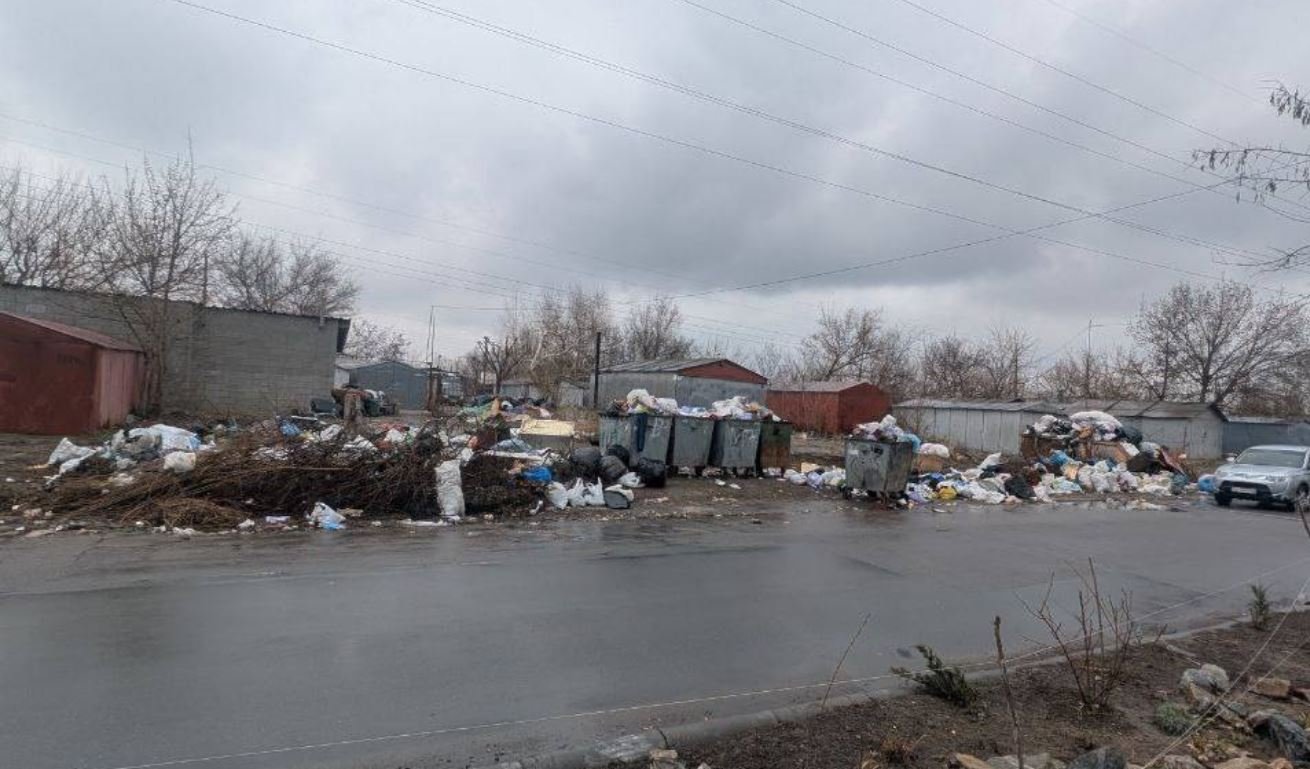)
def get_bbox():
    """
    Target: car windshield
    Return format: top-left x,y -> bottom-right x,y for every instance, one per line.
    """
1235,448 -> 1306,468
